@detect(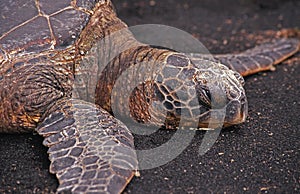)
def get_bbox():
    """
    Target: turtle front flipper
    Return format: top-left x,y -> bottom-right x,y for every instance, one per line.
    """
36,98 -> 137,193
190,38 -> 300,76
